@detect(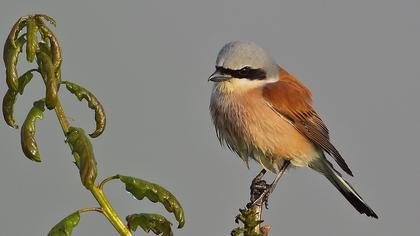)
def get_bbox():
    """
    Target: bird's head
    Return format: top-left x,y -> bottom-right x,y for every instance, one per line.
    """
208,41 -> 279,90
